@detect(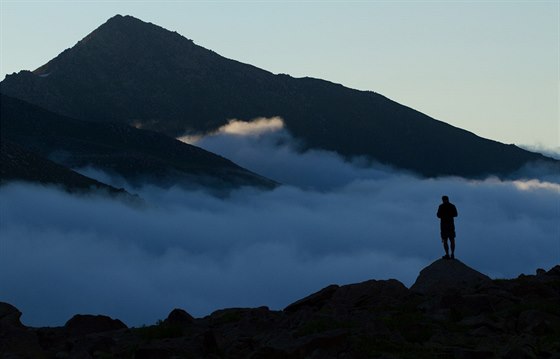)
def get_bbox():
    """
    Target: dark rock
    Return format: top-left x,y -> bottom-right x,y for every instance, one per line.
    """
209,306 -> 273,326
460,314 -> 503,334
222,336 -> 258,358
336,279 -> 408,307
2,262 -> 559,358
509,279 -> 558,298
410,258 -> 491,294
0,302 -> 23,329
461,294 -> 495,314
201,330 -> 220,355
285,279 -> 408,315
547,265 -> 560,277
0,303 -> 45,358
65,314 -> 127,336
250,346 -> 291,359
164,308 -> 194,327
294,328 -> 349,357
468,325 -> 499,337
450,348 -> 495,359
503,345 -> 537,359
517,310 -> 559,335
134,347 -> 174,359
87,335 -> 117,355
284,284 -> 339,313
